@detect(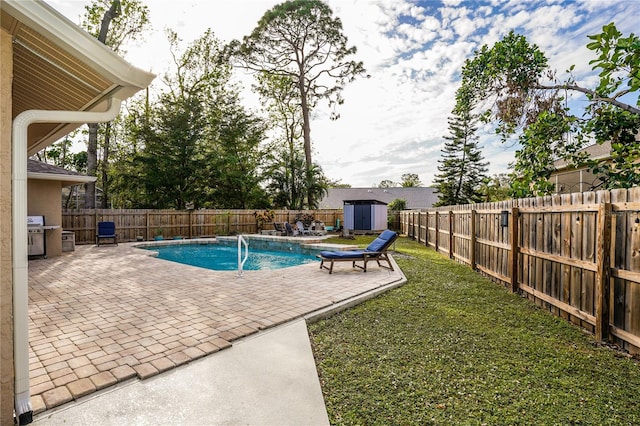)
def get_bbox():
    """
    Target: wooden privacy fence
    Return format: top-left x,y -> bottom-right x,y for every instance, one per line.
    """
400,187 -> 640,354
63,209 -> 344,244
